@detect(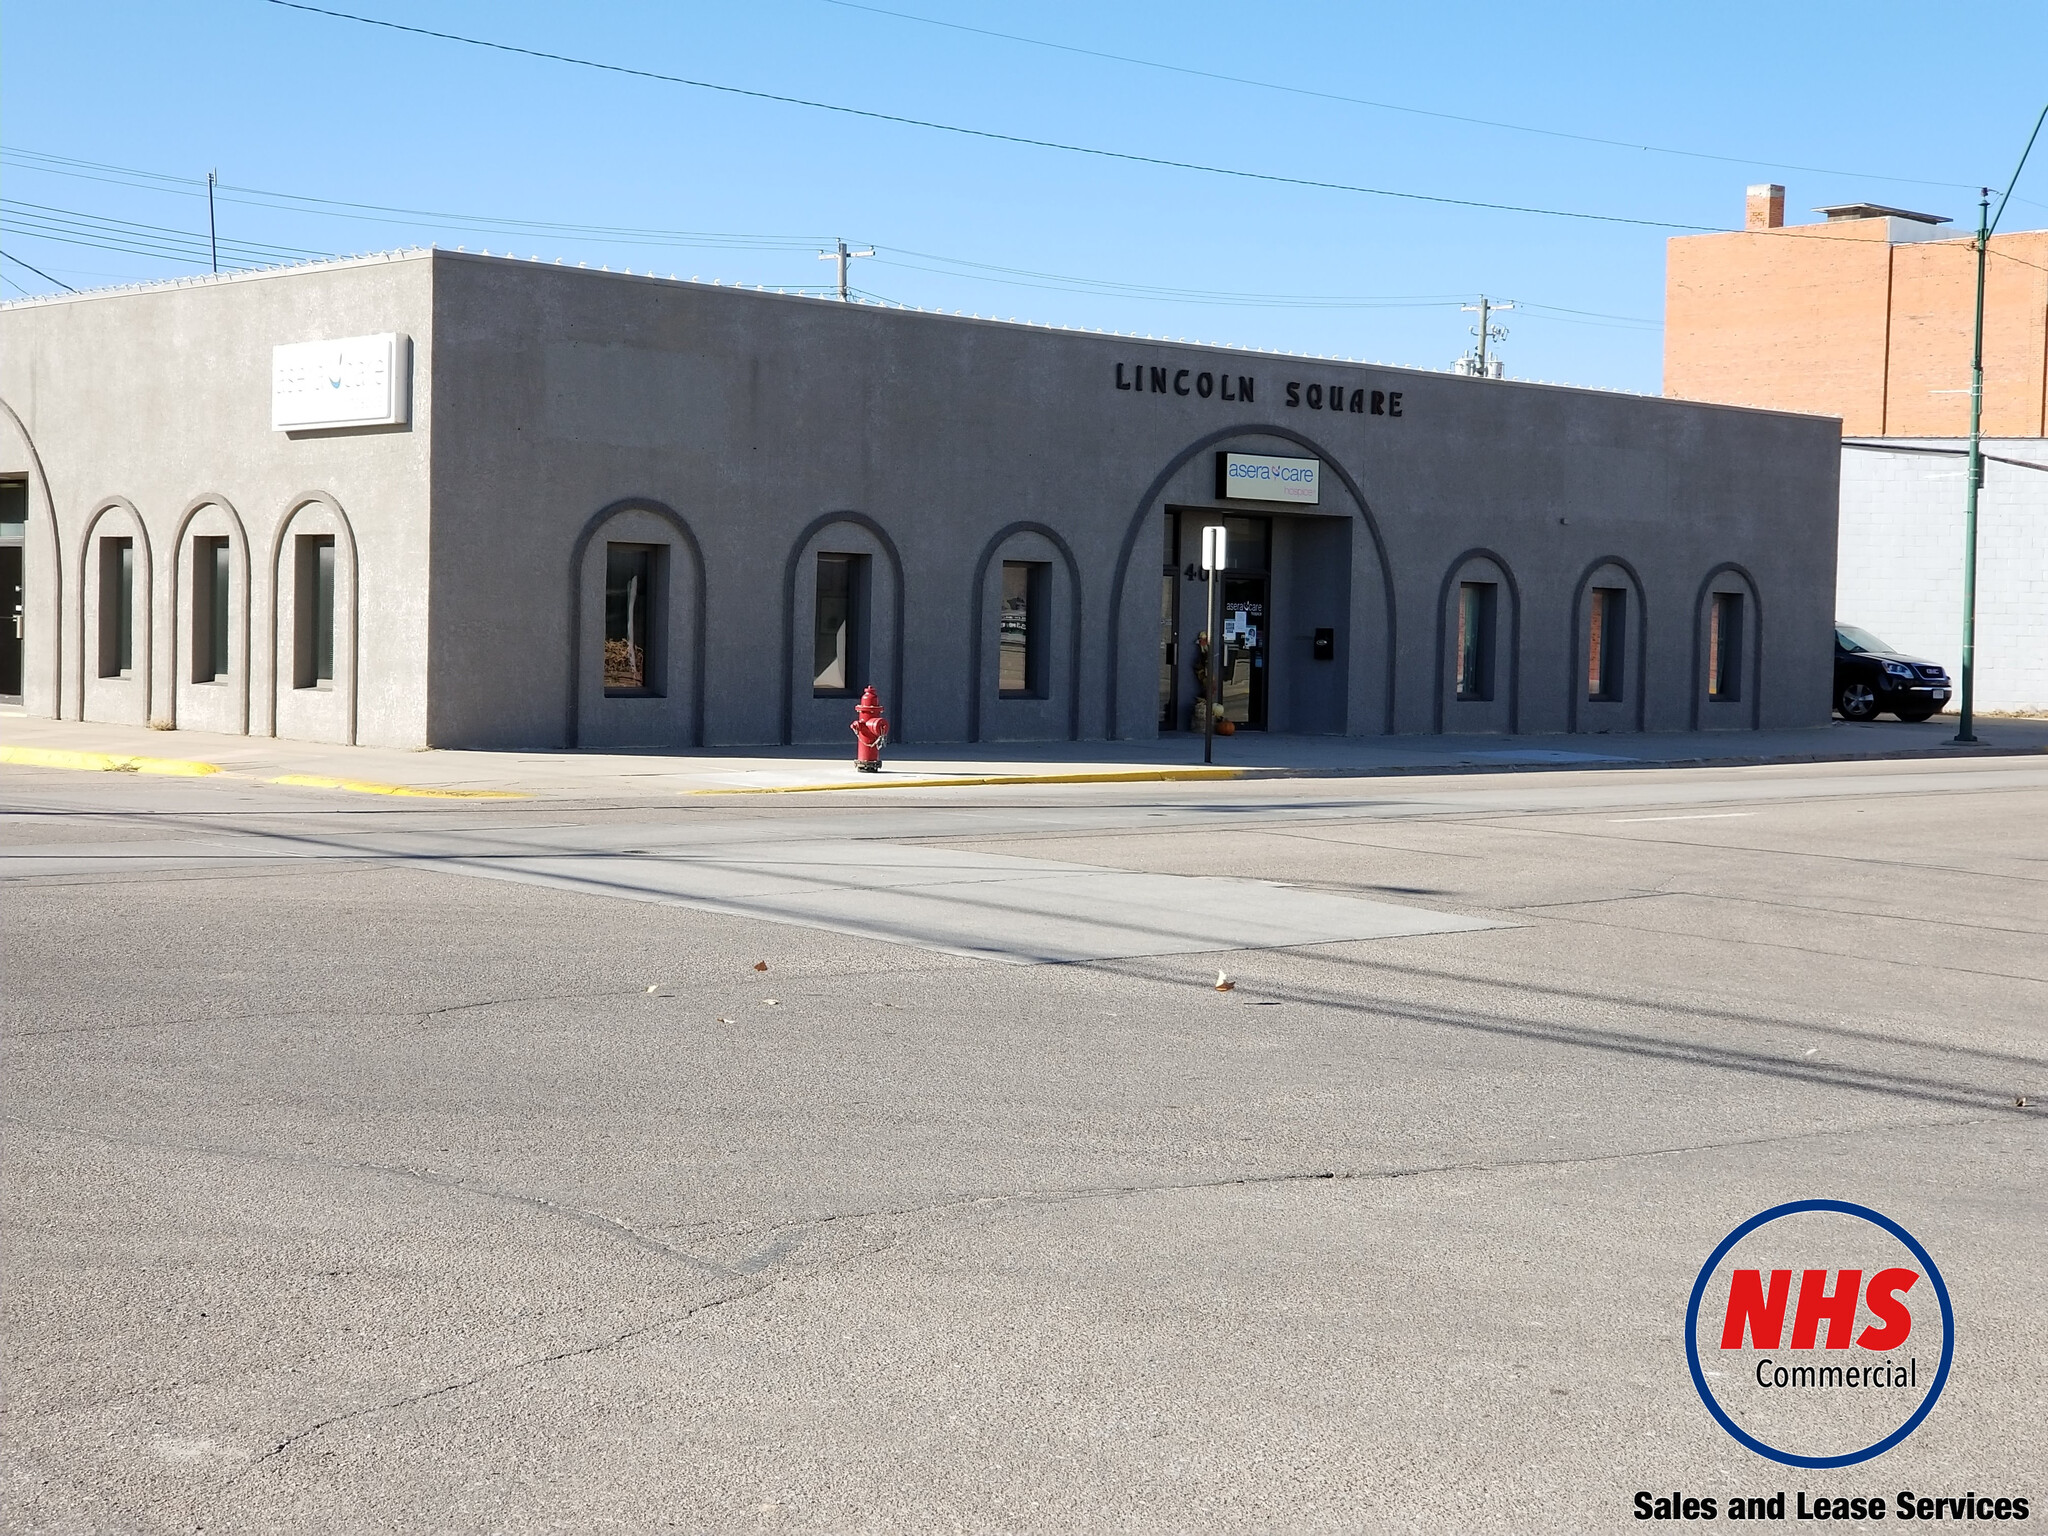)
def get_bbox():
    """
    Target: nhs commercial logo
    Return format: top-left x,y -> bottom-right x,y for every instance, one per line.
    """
1685,1200 -> 1953,1468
